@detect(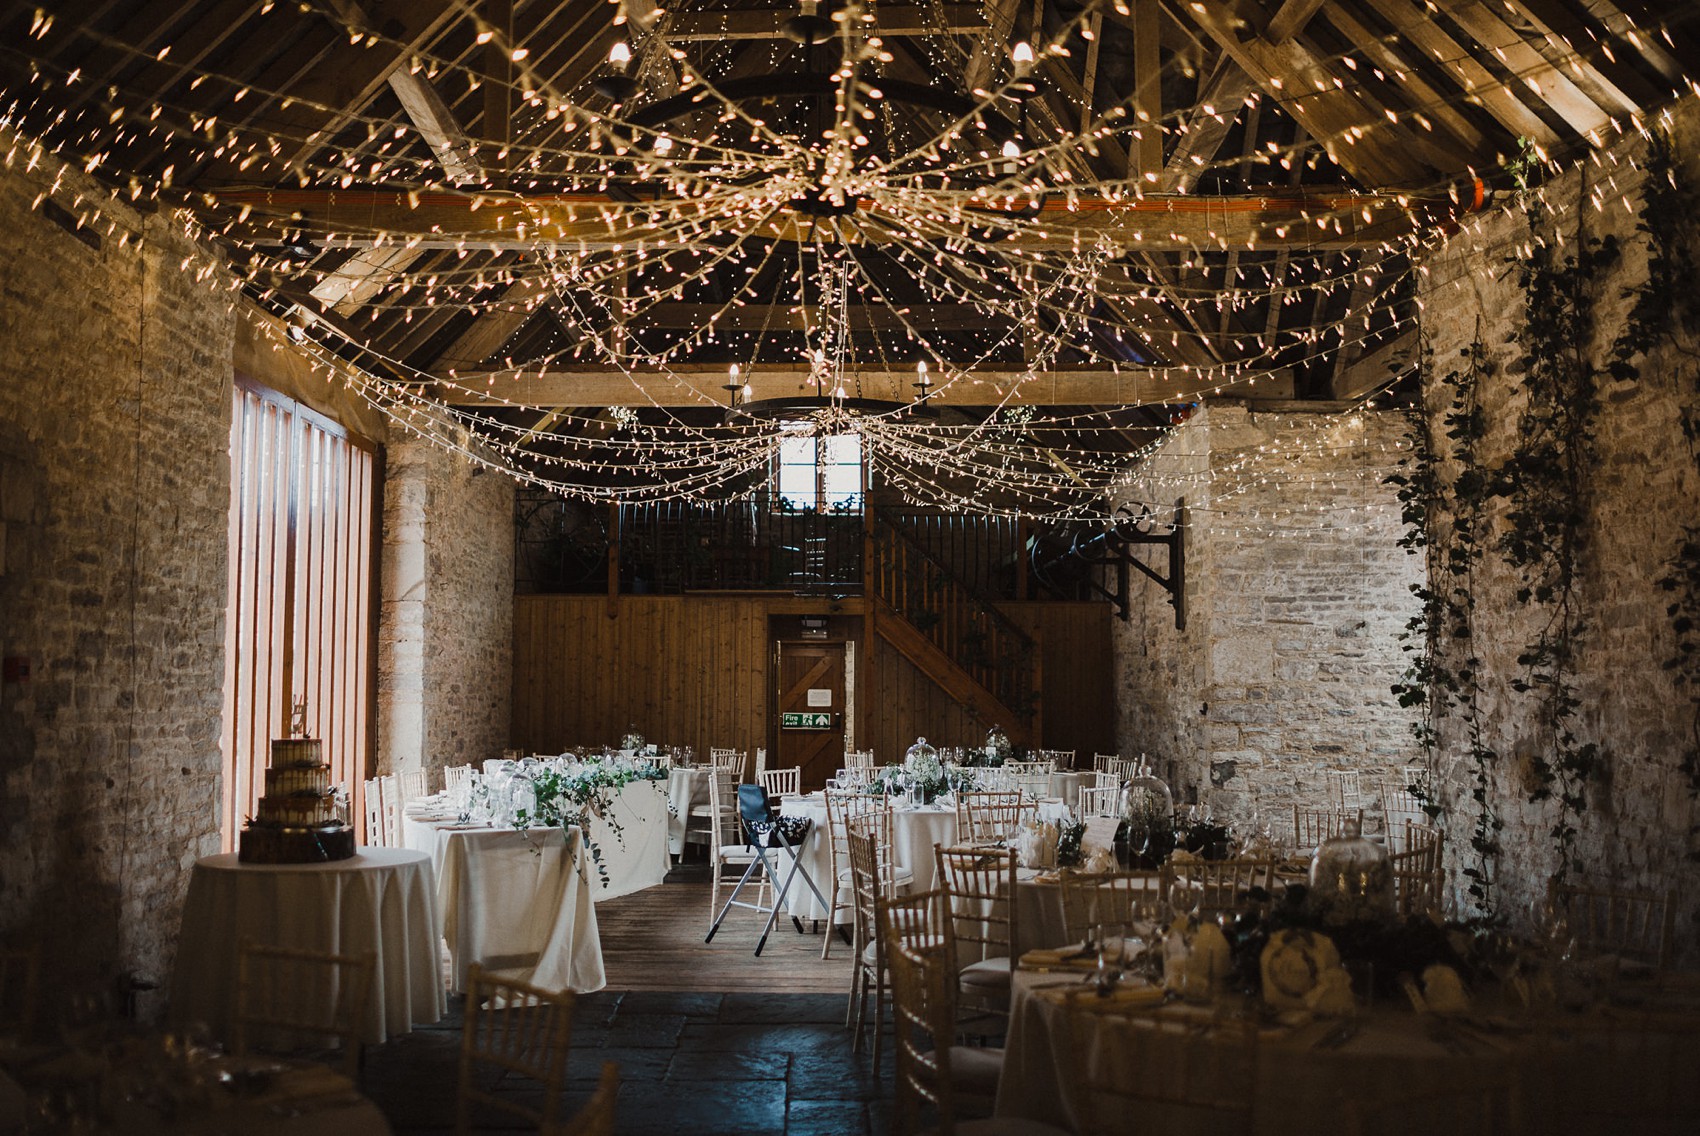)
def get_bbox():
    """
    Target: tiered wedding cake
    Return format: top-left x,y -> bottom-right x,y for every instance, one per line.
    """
238,702 -> 356,863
